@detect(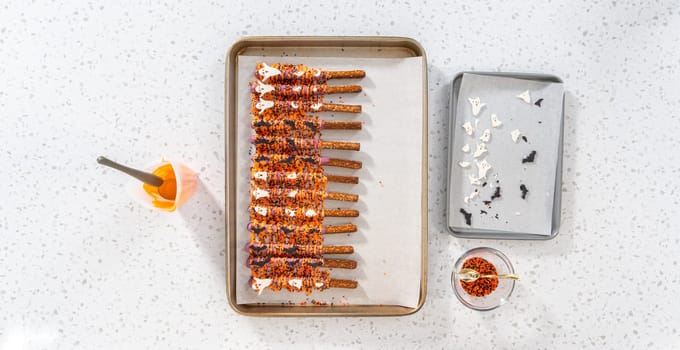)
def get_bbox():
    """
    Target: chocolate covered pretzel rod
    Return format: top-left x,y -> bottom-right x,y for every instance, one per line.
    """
256,62 -> 365,84
252,135 -> 360,153
248,243 -> 354,258
253,96 -> 362,115
253,153 -> 362,169
251,187 -> 358,204
250,275 -> 357,295
250,80 -> 362,99
251,170 -> 358,186
248,257 -> 357,270
249,204 -> 359,222
249,222 -> 357,246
